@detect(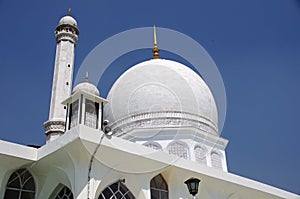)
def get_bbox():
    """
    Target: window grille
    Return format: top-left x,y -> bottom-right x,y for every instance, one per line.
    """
98,181 -> 135,199
84,100 -> 99,129
168,142 -> 188,159
55,186 -> 73,199
4,168 -> 36,199
211,152 -> 223,169
194,146 -> 207,164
